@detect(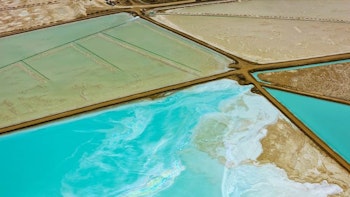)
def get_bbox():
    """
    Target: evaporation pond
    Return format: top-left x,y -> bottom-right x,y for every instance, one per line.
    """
0,12 -> 231,129
0,79 -> 241,196
0,79 -> 344,197
266,88 -> 350,163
